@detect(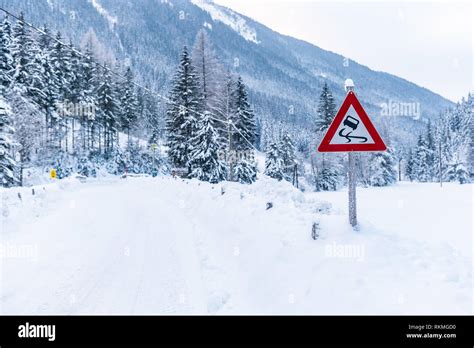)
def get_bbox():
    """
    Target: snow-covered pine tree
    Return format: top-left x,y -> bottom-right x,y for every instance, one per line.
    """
38,25 -> 52,51
0,17 -> 13,94
438,96 -> 472,184
455,95 -> 472,182
63,40 -> 77,103
229,76 -> 258,183
27,39 -> 47,110
10,13 -> 33,91
232,76 -> 256,150
445,154 -> 469,184
404,149 -> 415,181
315,82 -> 336,133
50,32 -> 72,99
449,102 -> 463,134
265,141 -> 284,181
118,66 -> 139,144
434,103 -> 470,184
8,92 -> 42,170
76,45 -> 97,153
96,64 -> 119,155
65,41 -> 83,154
40,51 -> 60,148
279,132 -> 296,182
0,98 -> 17,187
425,120 -> 436,180
316,166 -> 339,191
142,88 -> 160,145
188,113 -> 227,183
6,16 -> 46,170
435,111 -> 452,183
413,135 -> 431,182
11,13 -> 44,111
233,157 -> 257,184
314,152 -> 343,191
134,86 -> 145,137
368,147 -> 397,186
49,32 -> 71,150
1,16 -> 11,43
165,46 -> 201,171
66,40 -> 81,103
467,94 -> 474,180
255,117 -> 262,150
314,82 -> 341,189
